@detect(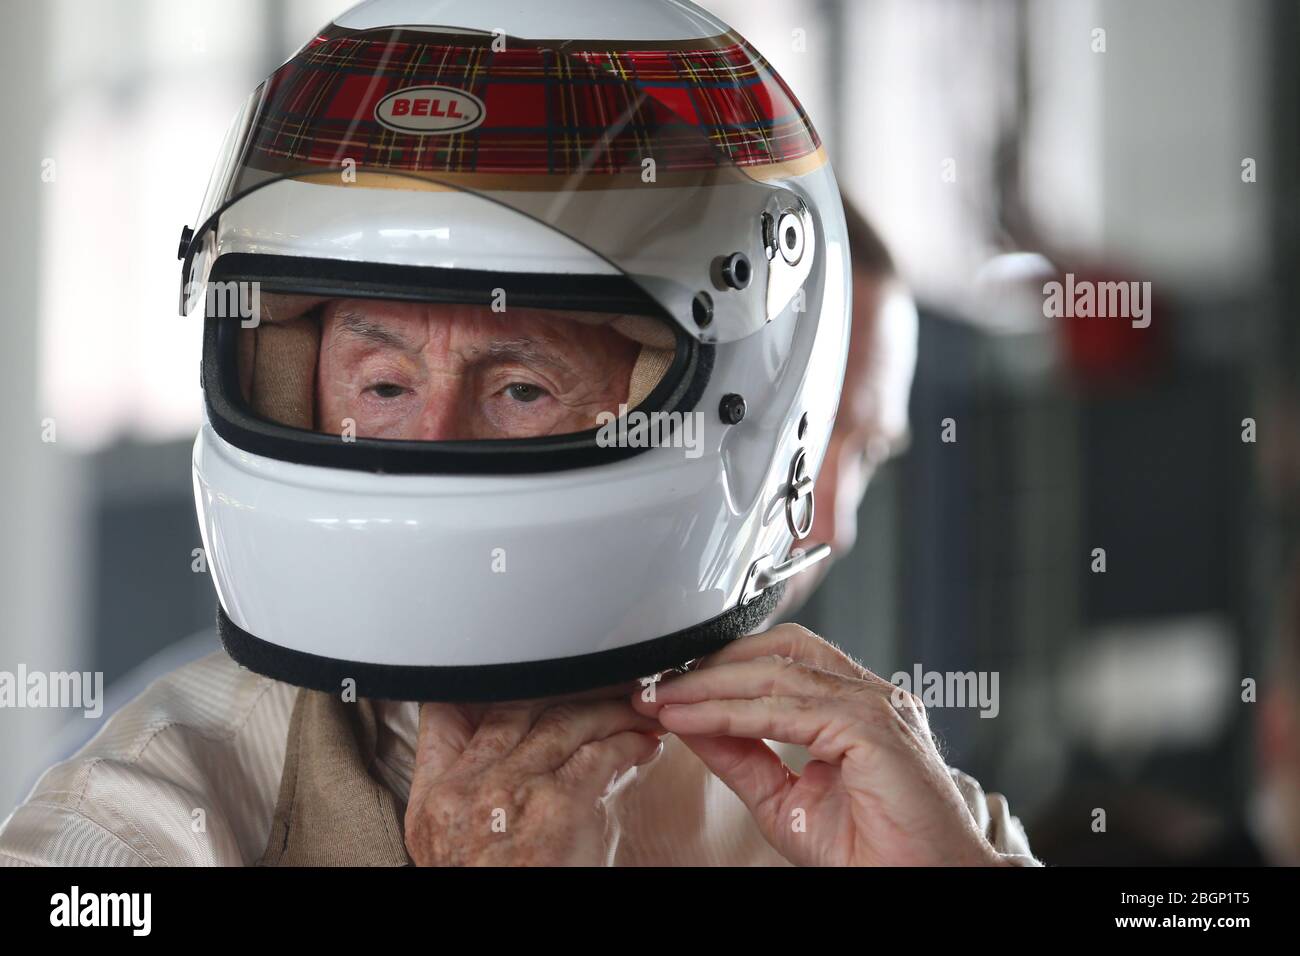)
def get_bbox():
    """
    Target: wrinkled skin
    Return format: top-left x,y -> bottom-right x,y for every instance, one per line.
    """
405,691 -> 663,866
632,624 -> 1006,866
404,624 -> 1008,867
315,298 -> 639,441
